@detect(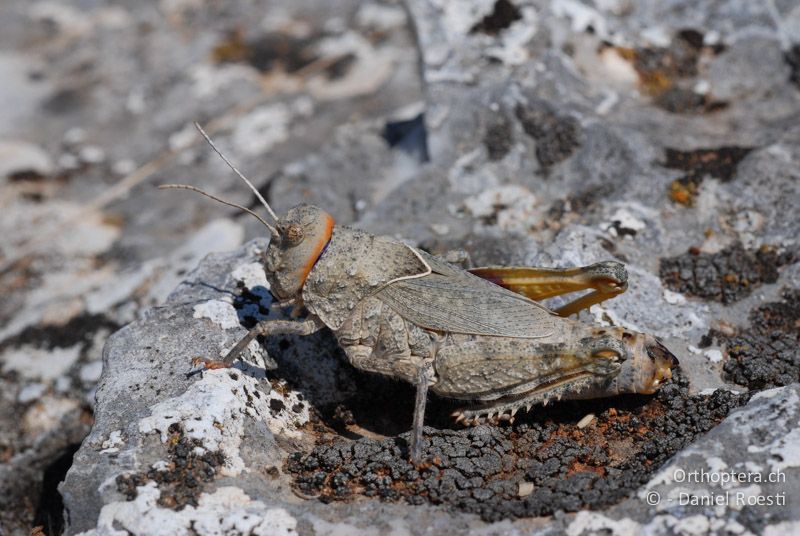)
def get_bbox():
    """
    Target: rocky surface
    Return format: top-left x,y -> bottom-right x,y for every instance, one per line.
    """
1,0 -> 798,534
57,243 -> 798,536
0,0 -> 423,532
567,384 -> 800,536
288,372 -> 747,521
